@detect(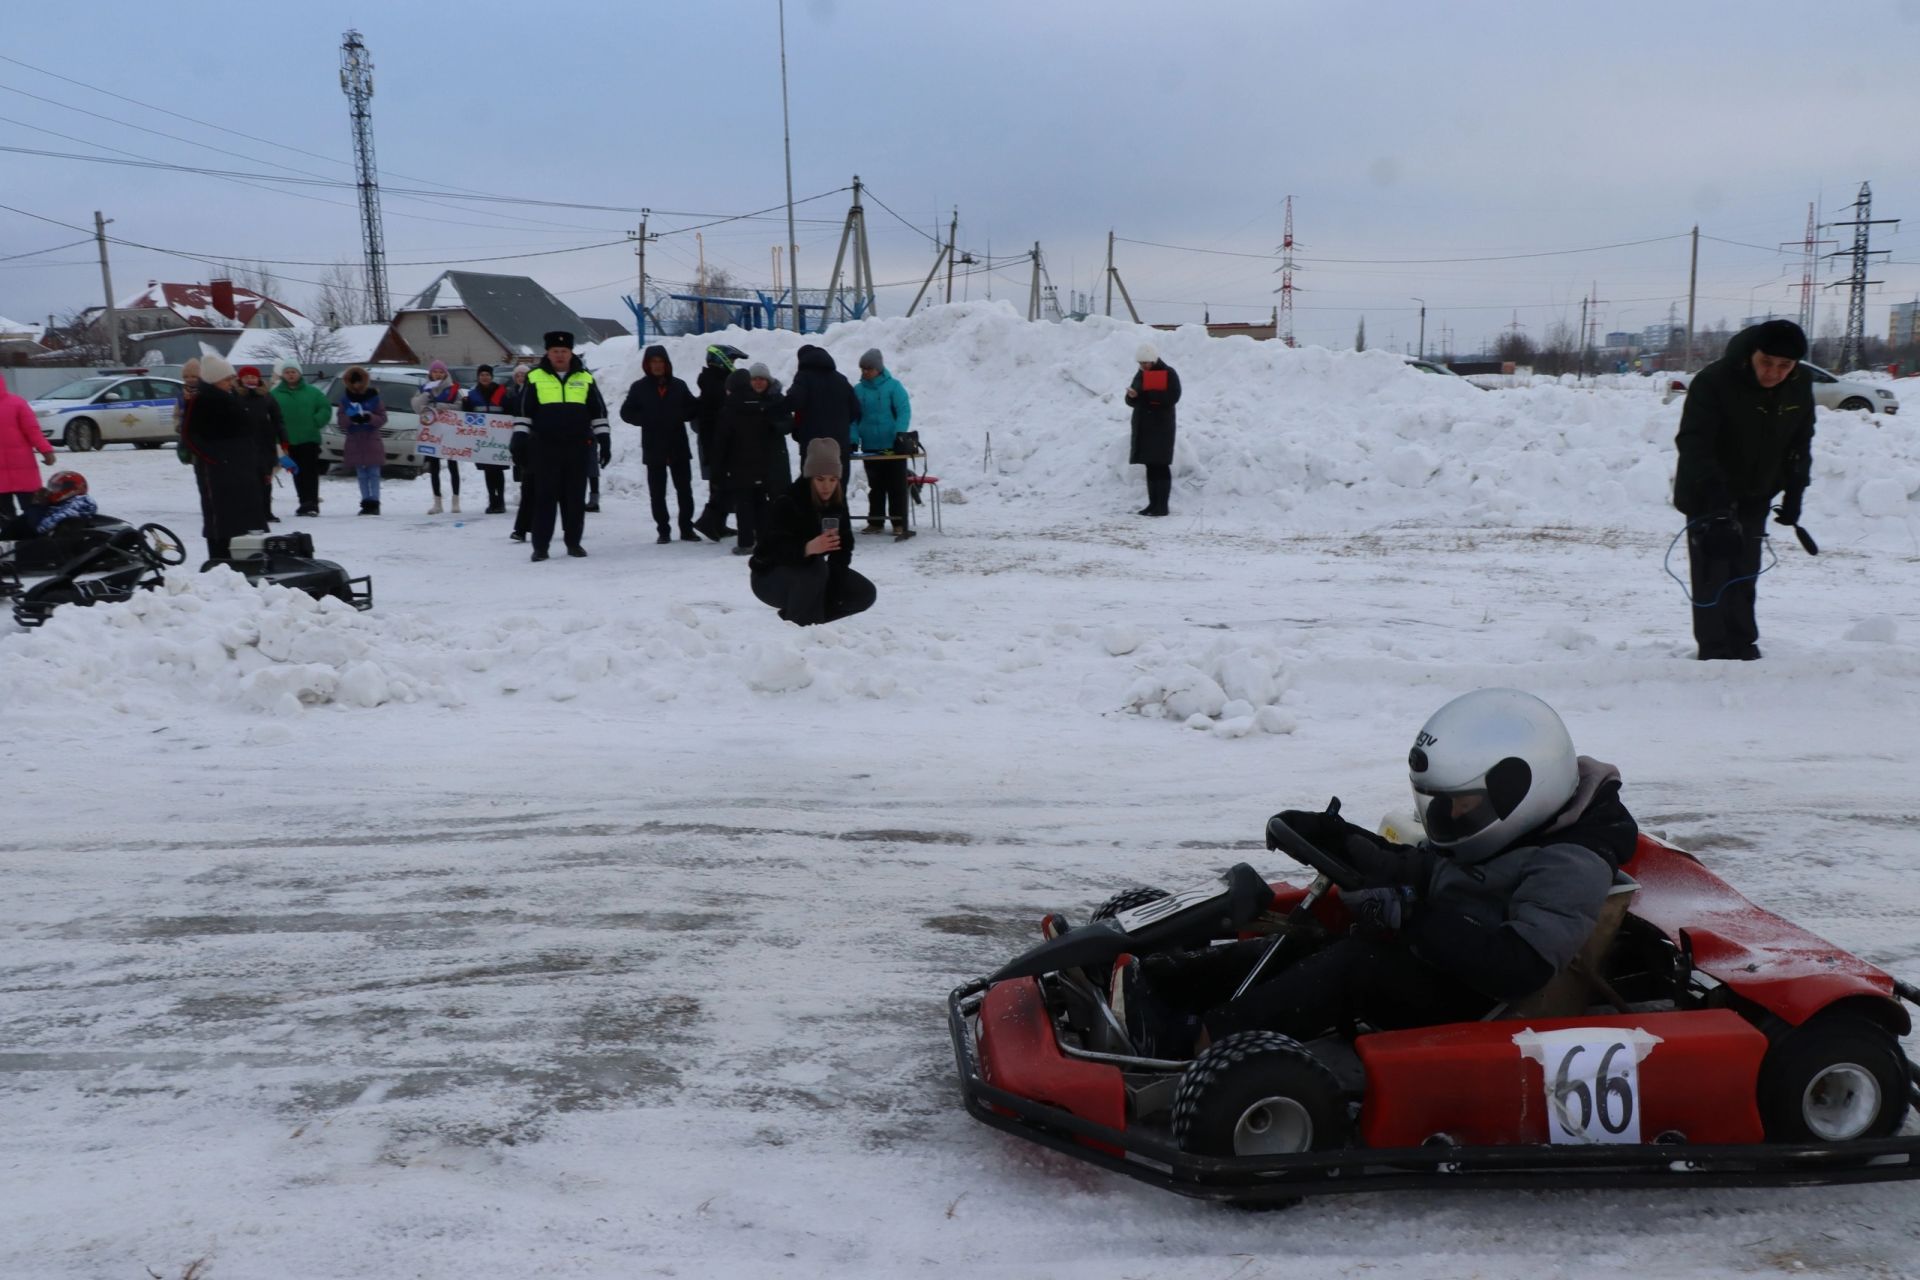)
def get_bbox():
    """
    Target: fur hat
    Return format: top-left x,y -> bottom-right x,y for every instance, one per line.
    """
1135,343 -> 1159,364
543,330 -> 574,350
748,362 -> 772,380
858,348 -> 884,372
802,437 -> 841,479
200,353 -> 237,384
